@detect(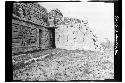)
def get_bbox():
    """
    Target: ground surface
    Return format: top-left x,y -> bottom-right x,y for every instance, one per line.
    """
13,48 -> 114,81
